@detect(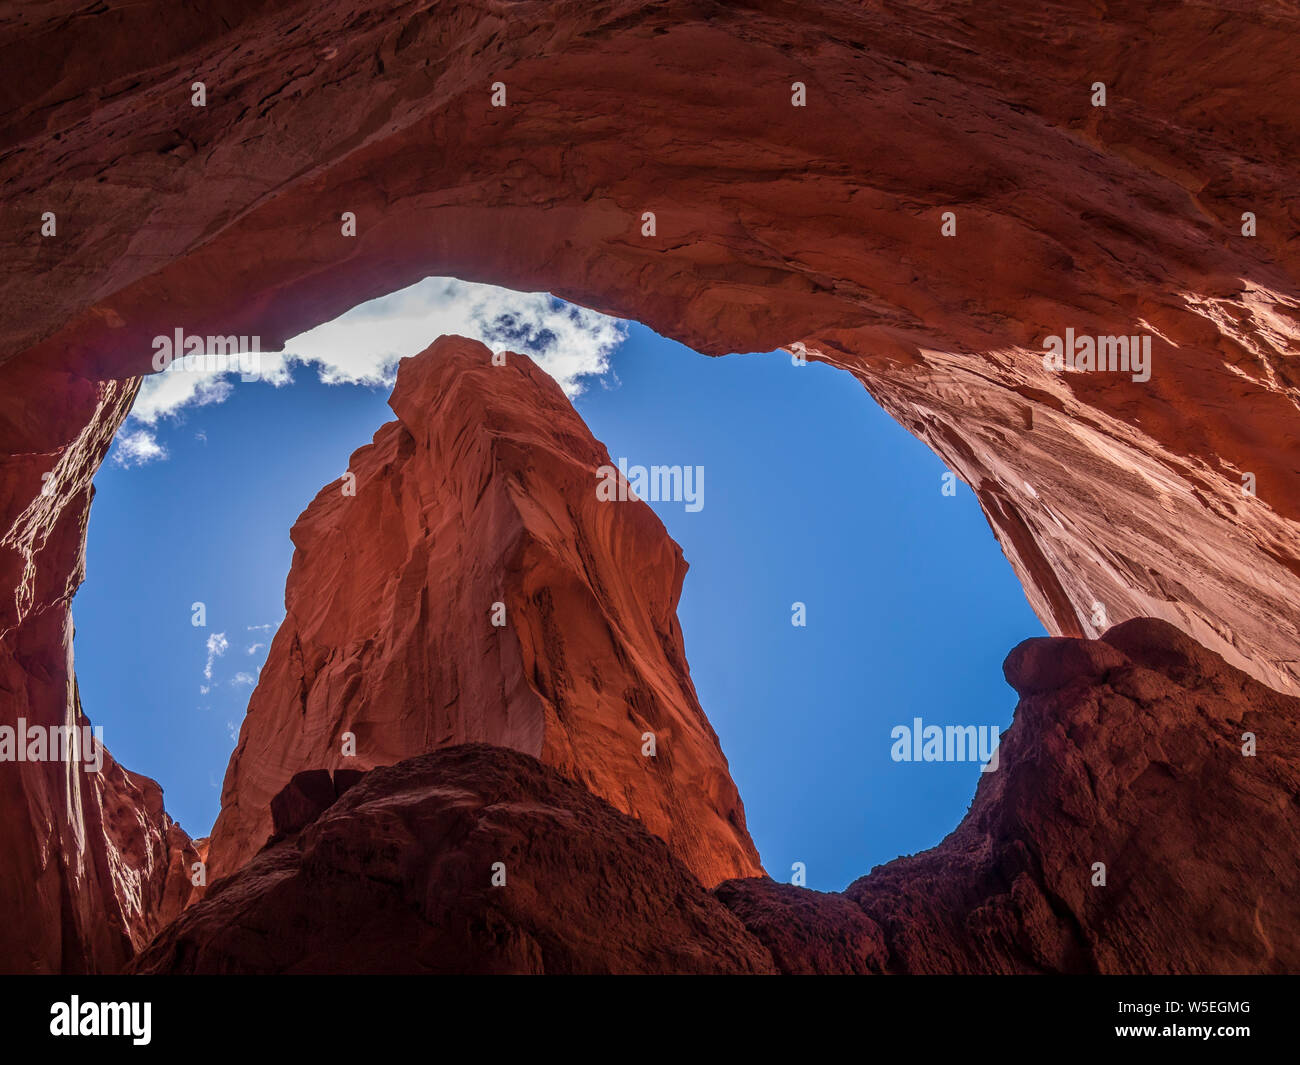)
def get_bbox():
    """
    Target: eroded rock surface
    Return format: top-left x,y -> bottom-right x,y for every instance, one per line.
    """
0,397 -> 199,973
138,619 -> 1300,975
3,1 -> 1297,695
206,336 -> 762,887
843,617 -> 1300,974
0,613 -> 200,973
2,2 -> 1298,972
133,745 -> 776,975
